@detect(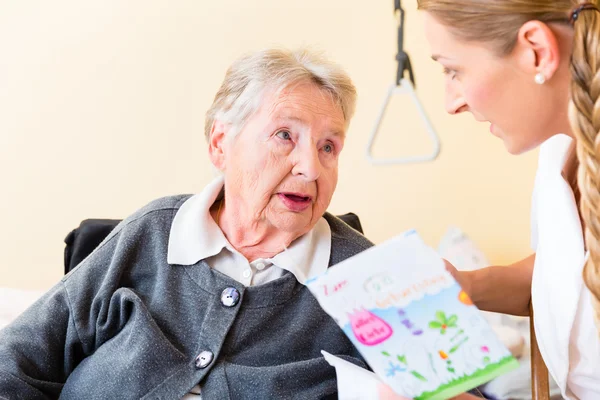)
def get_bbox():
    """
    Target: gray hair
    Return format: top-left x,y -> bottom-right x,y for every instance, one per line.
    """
204,48 -> 357,141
